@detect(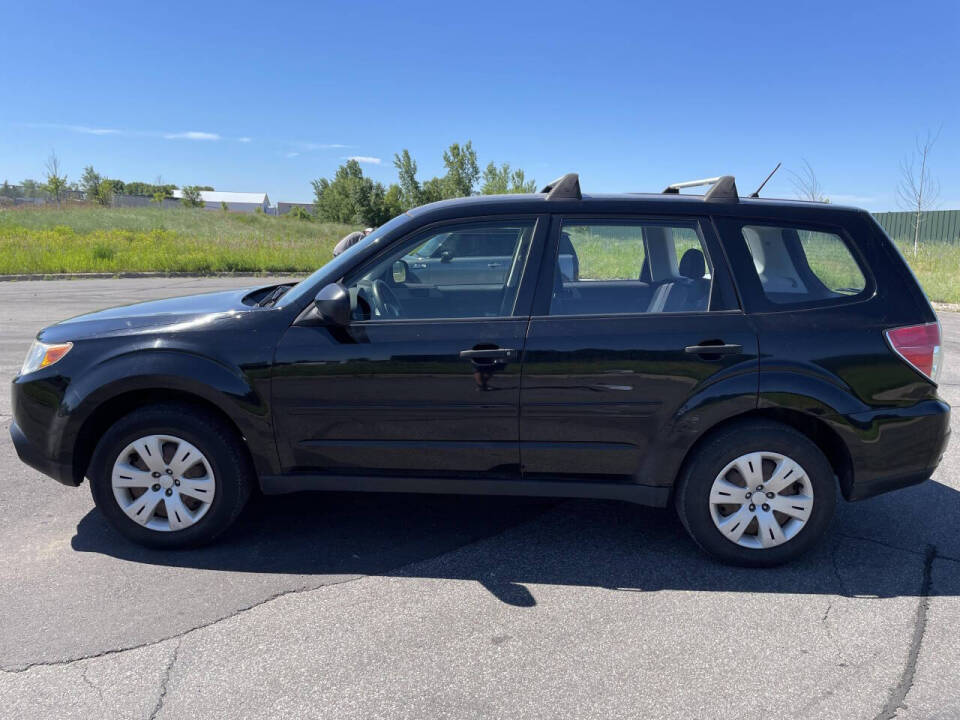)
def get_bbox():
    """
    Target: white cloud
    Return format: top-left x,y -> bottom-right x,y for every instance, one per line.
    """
237,137 -> 252,143
347,155 -> 381,165
69,125 -> 122,136
302,142 -> 349,151
163,131 -> 220,141
22,122 -> 122,136
285,152 -> 301,158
